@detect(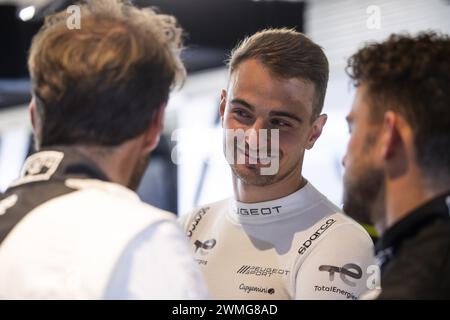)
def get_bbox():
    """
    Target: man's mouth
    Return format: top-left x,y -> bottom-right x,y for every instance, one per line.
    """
236,146 -> 277,164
